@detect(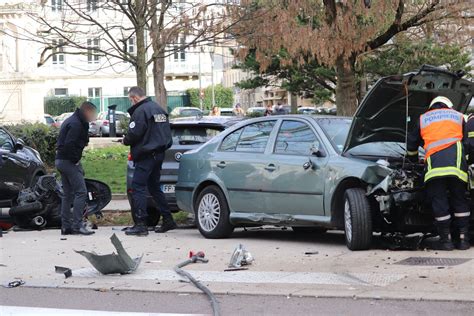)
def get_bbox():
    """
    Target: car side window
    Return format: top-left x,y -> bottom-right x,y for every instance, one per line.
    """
220,128 -> 243,152
235,121 -> 275,153
0,129 -> 14,151
274,120 -> 318,155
